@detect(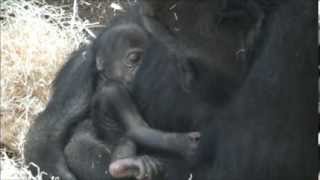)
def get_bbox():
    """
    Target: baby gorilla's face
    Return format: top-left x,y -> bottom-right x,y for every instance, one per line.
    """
96,23 -> 149,85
